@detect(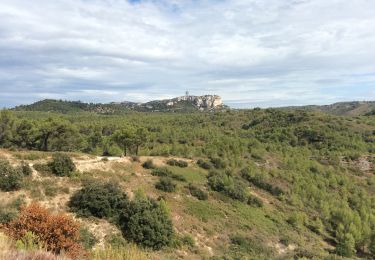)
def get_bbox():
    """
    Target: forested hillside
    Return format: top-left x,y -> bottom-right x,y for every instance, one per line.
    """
283,101 -> 375,116
0,108 -> 374,259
